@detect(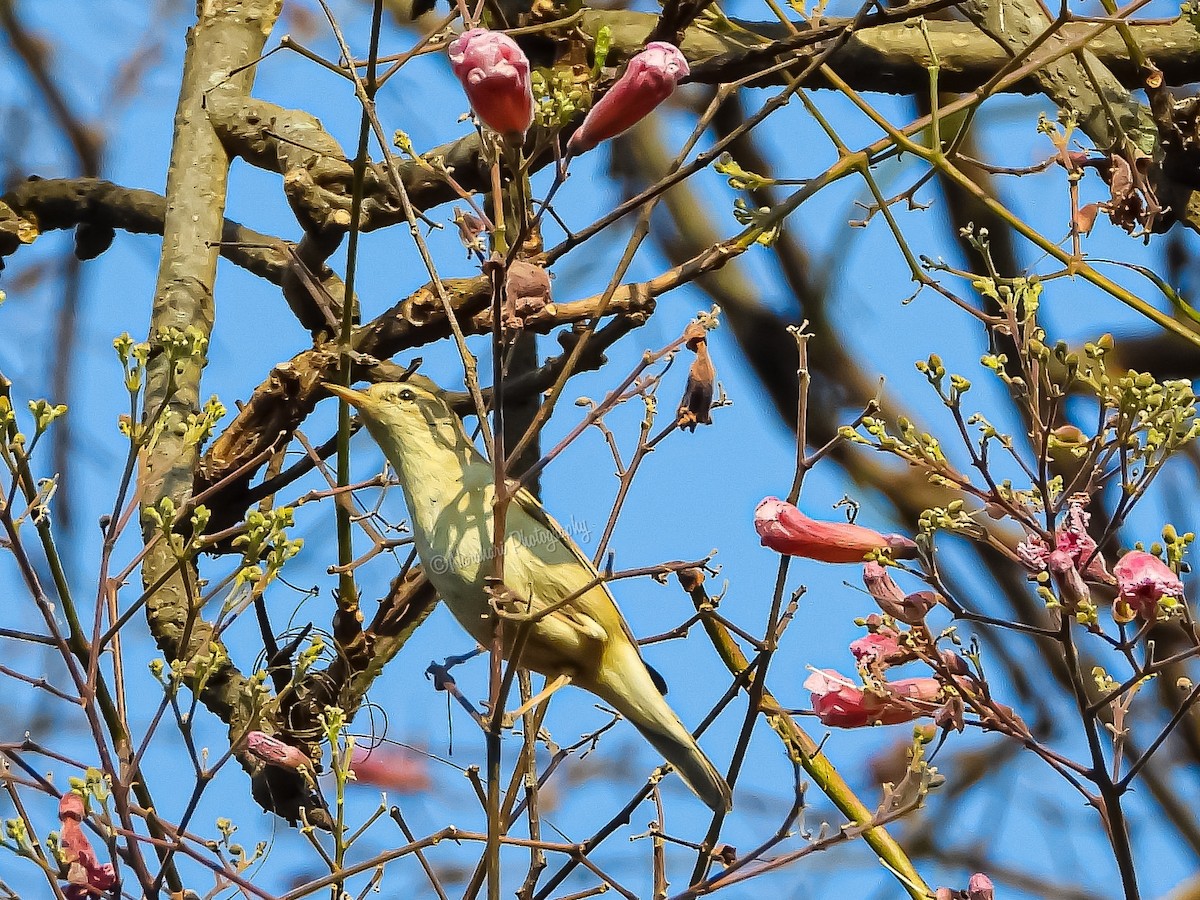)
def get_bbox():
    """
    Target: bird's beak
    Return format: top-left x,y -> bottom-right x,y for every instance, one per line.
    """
324,383 -> 371,408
